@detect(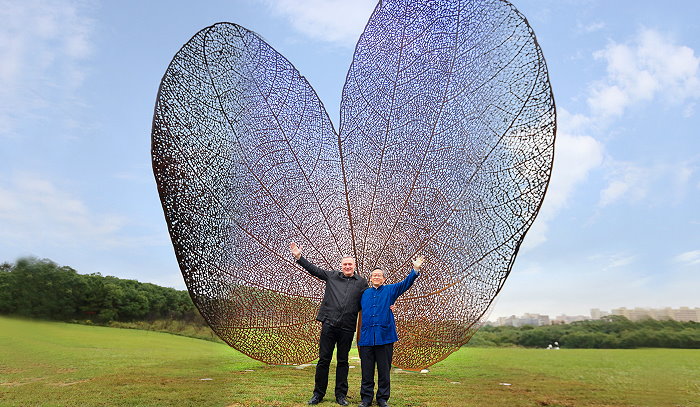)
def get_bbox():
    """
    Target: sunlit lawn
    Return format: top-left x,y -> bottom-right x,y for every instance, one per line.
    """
1,316 -> 698,406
